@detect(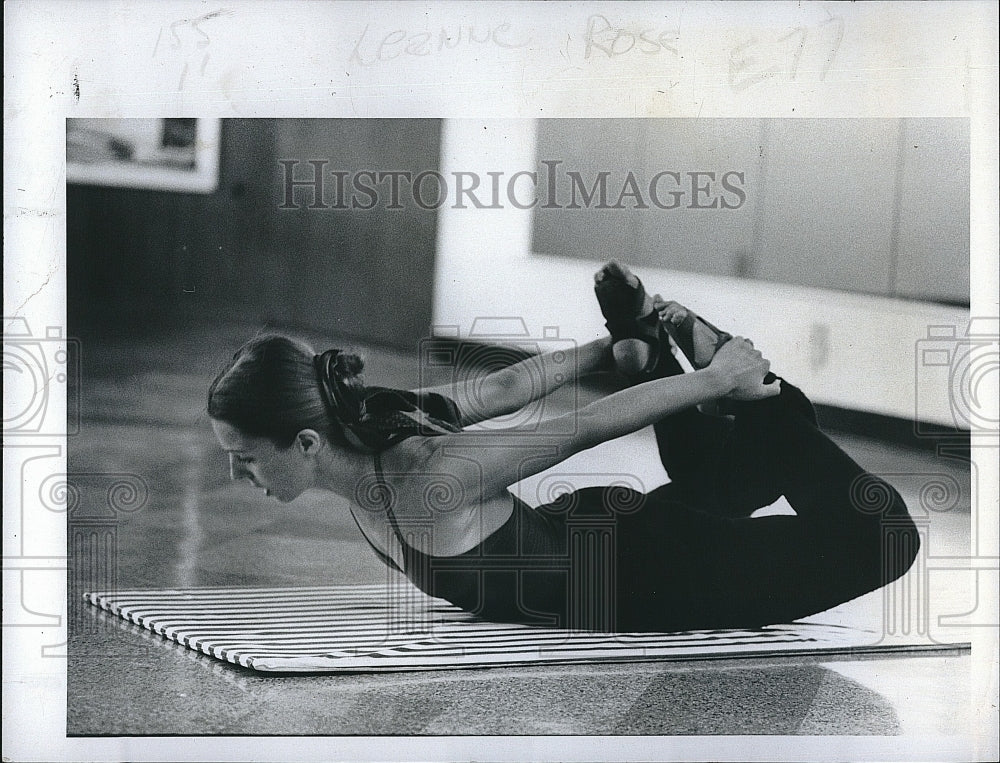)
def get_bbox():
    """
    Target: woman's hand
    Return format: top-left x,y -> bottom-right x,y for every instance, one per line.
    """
706,337 -> 781,400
